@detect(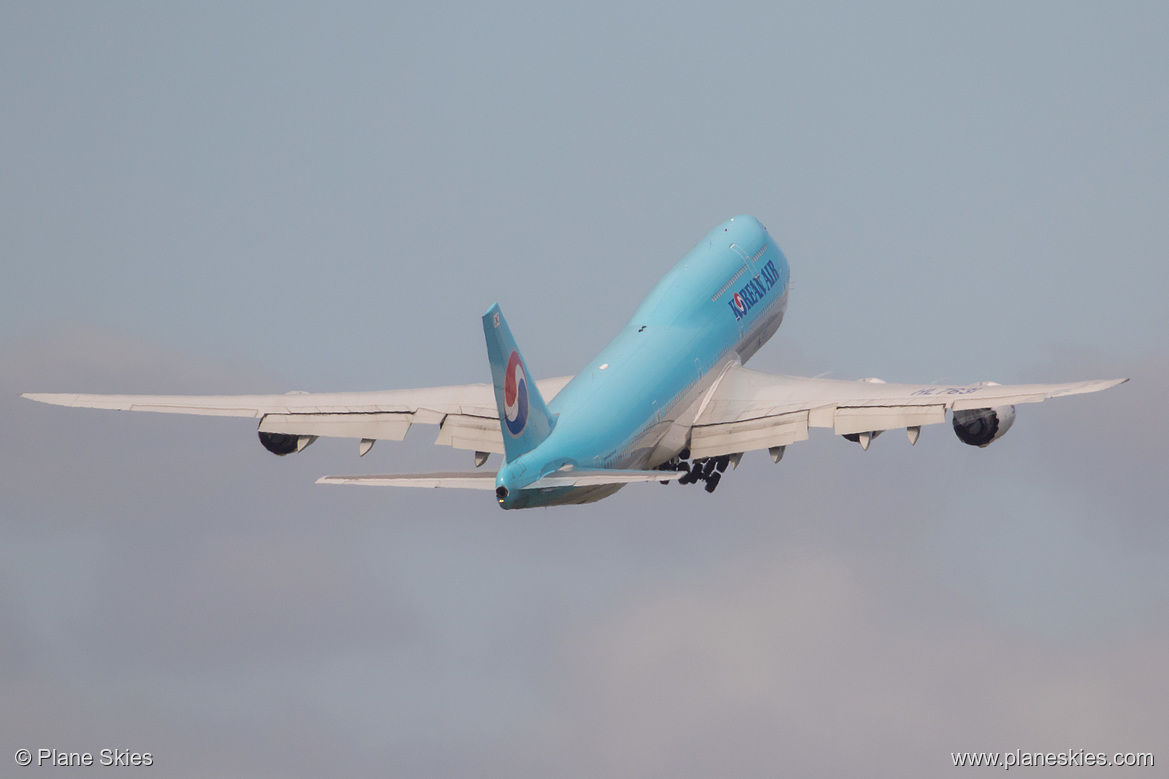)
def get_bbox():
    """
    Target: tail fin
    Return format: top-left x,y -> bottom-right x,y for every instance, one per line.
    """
482,304 -> 556,462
